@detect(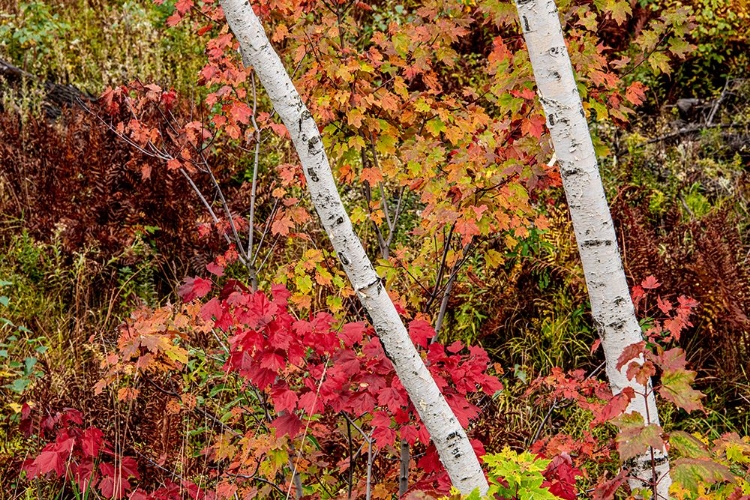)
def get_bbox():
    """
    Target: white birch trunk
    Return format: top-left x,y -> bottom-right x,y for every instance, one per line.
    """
219,0 -> 489,494
513,0 -> 671,497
